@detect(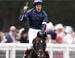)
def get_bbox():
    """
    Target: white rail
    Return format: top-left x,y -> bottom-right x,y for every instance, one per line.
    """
0,43 -> 75,58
